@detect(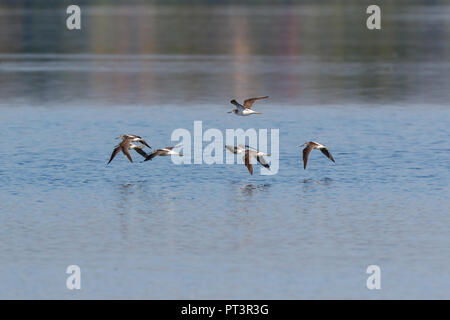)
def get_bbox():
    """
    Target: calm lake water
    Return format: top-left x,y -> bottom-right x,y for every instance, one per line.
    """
0,3 -> 449,299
